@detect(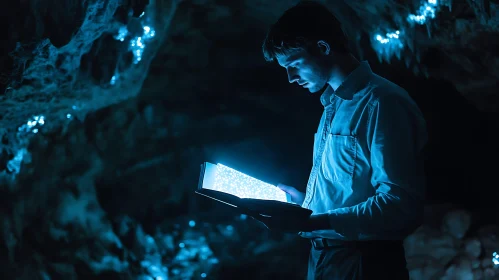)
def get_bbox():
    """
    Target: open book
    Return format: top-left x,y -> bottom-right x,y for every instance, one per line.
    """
196,162 -> 312,218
